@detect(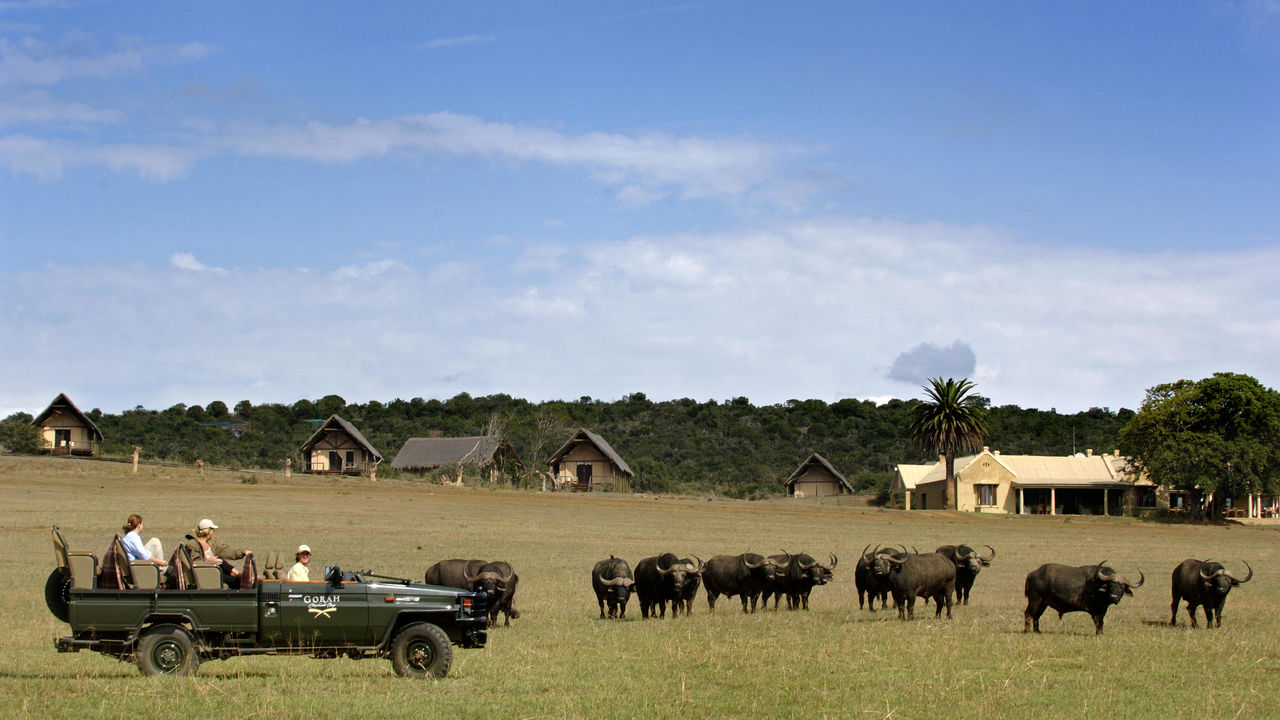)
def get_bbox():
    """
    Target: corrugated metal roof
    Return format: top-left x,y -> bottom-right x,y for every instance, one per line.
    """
390,436 -> 505,470
912,450 -> 1139,489
892,464 -> 934,491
